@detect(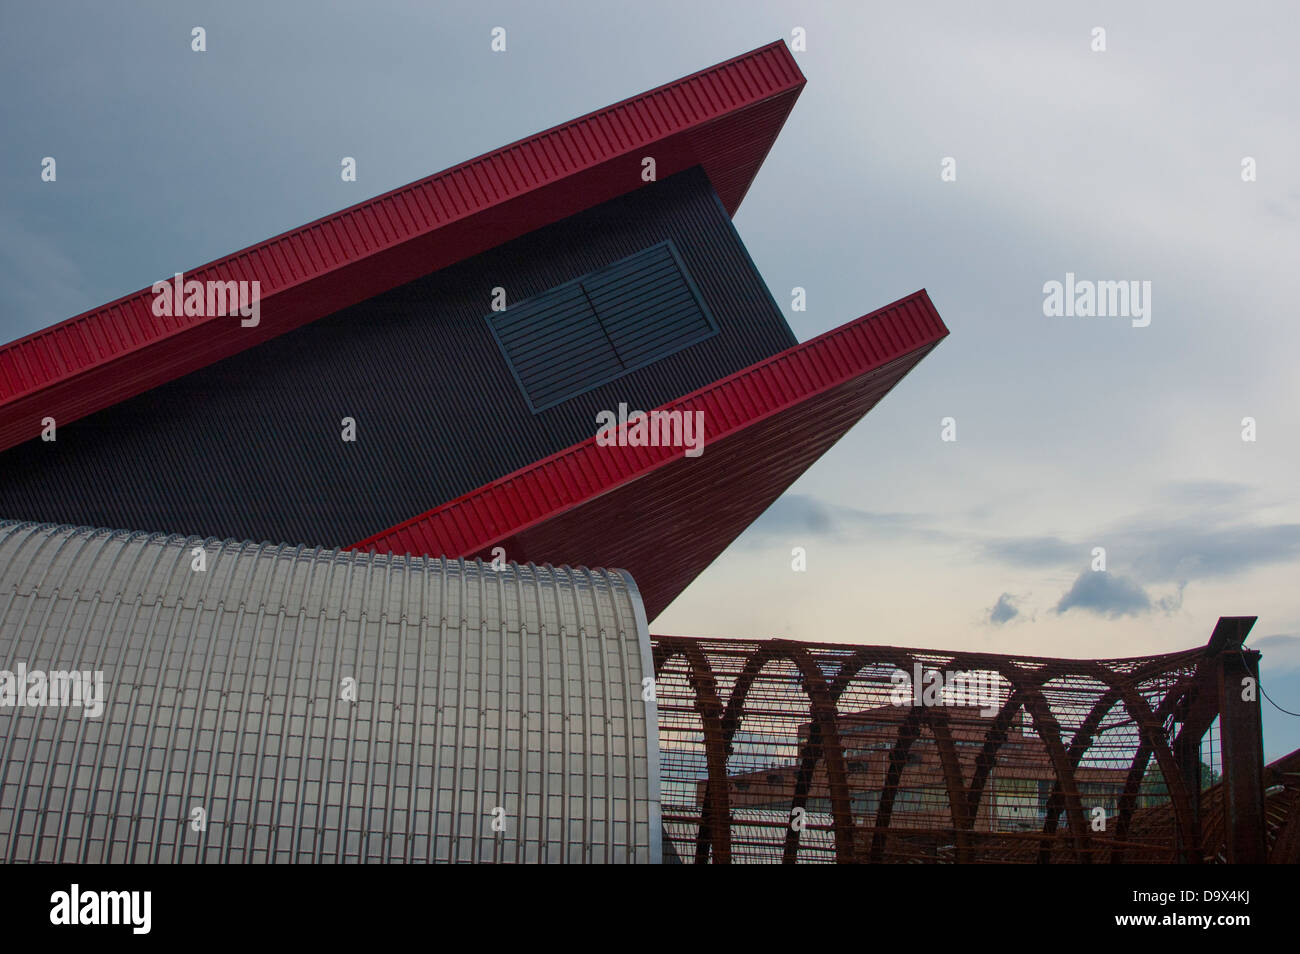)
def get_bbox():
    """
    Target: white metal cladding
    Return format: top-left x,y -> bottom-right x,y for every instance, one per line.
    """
0,521 -> 659,863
